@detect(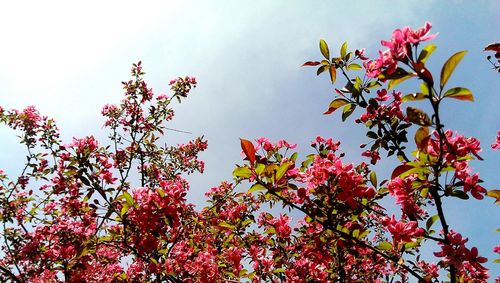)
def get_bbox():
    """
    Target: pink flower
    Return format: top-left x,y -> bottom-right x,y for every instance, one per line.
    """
404,21 -> 438,44
362,150 -> 381,165
492,131 -> 500,150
